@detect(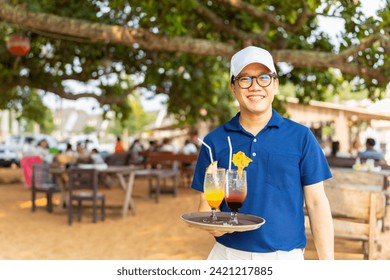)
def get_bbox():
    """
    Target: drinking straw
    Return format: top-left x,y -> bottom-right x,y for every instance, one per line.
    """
198,138 -> 214,163
227,136 -> 232,171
